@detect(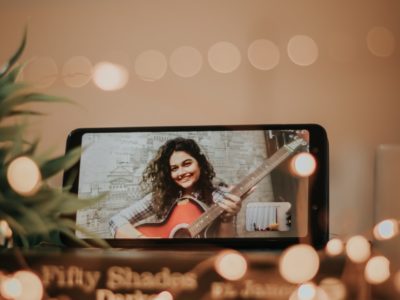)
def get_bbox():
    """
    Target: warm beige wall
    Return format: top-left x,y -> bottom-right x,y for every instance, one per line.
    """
1,0 -> 400,239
